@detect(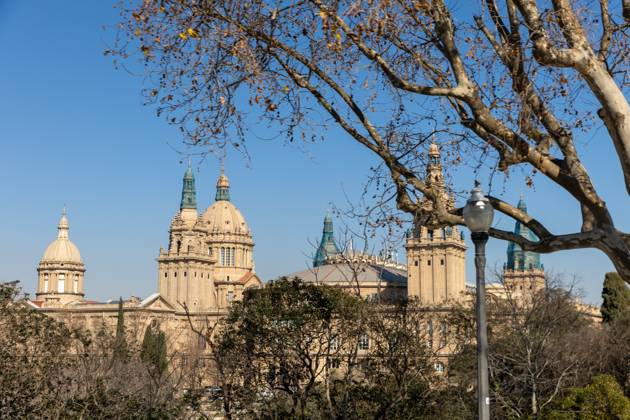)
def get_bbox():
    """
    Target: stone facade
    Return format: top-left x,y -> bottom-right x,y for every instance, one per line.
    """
32,164 -> 261,351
